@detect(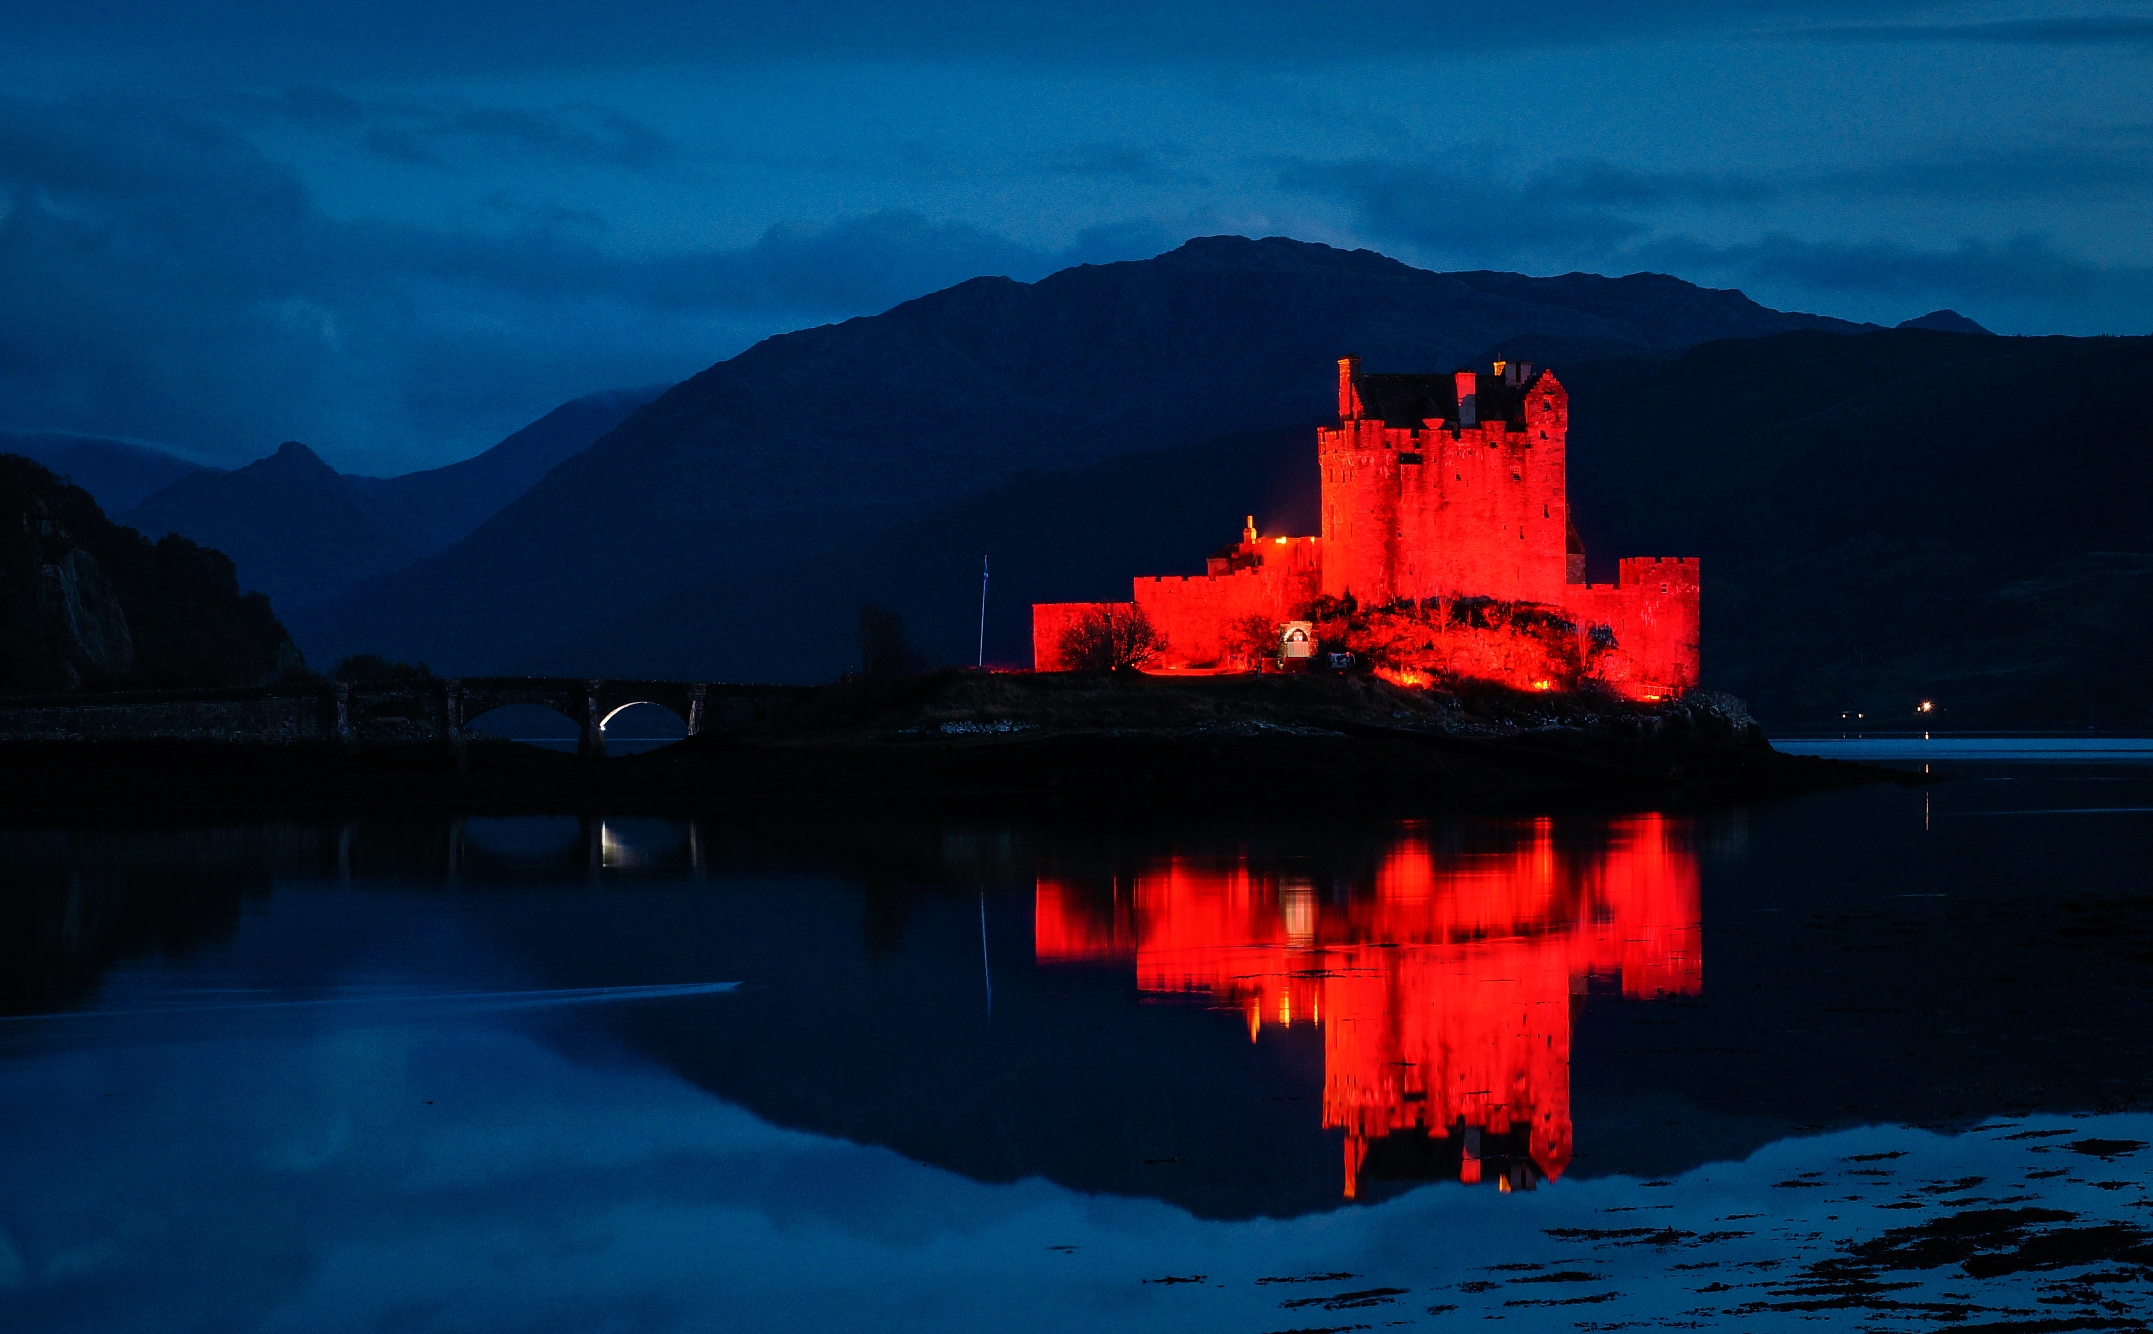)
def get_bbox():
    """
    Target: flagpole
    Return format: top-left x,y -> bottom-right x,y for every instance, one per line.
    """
976,555 -> 989,668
